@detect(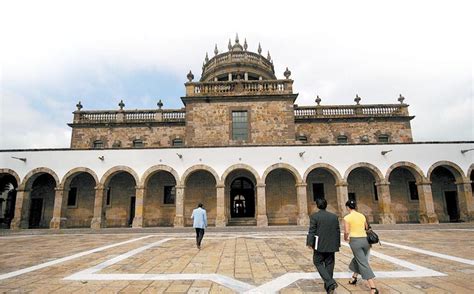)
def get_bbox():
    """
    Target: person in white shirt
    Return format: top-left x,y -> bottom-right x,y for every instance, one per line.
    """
191,203 -> 207,249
